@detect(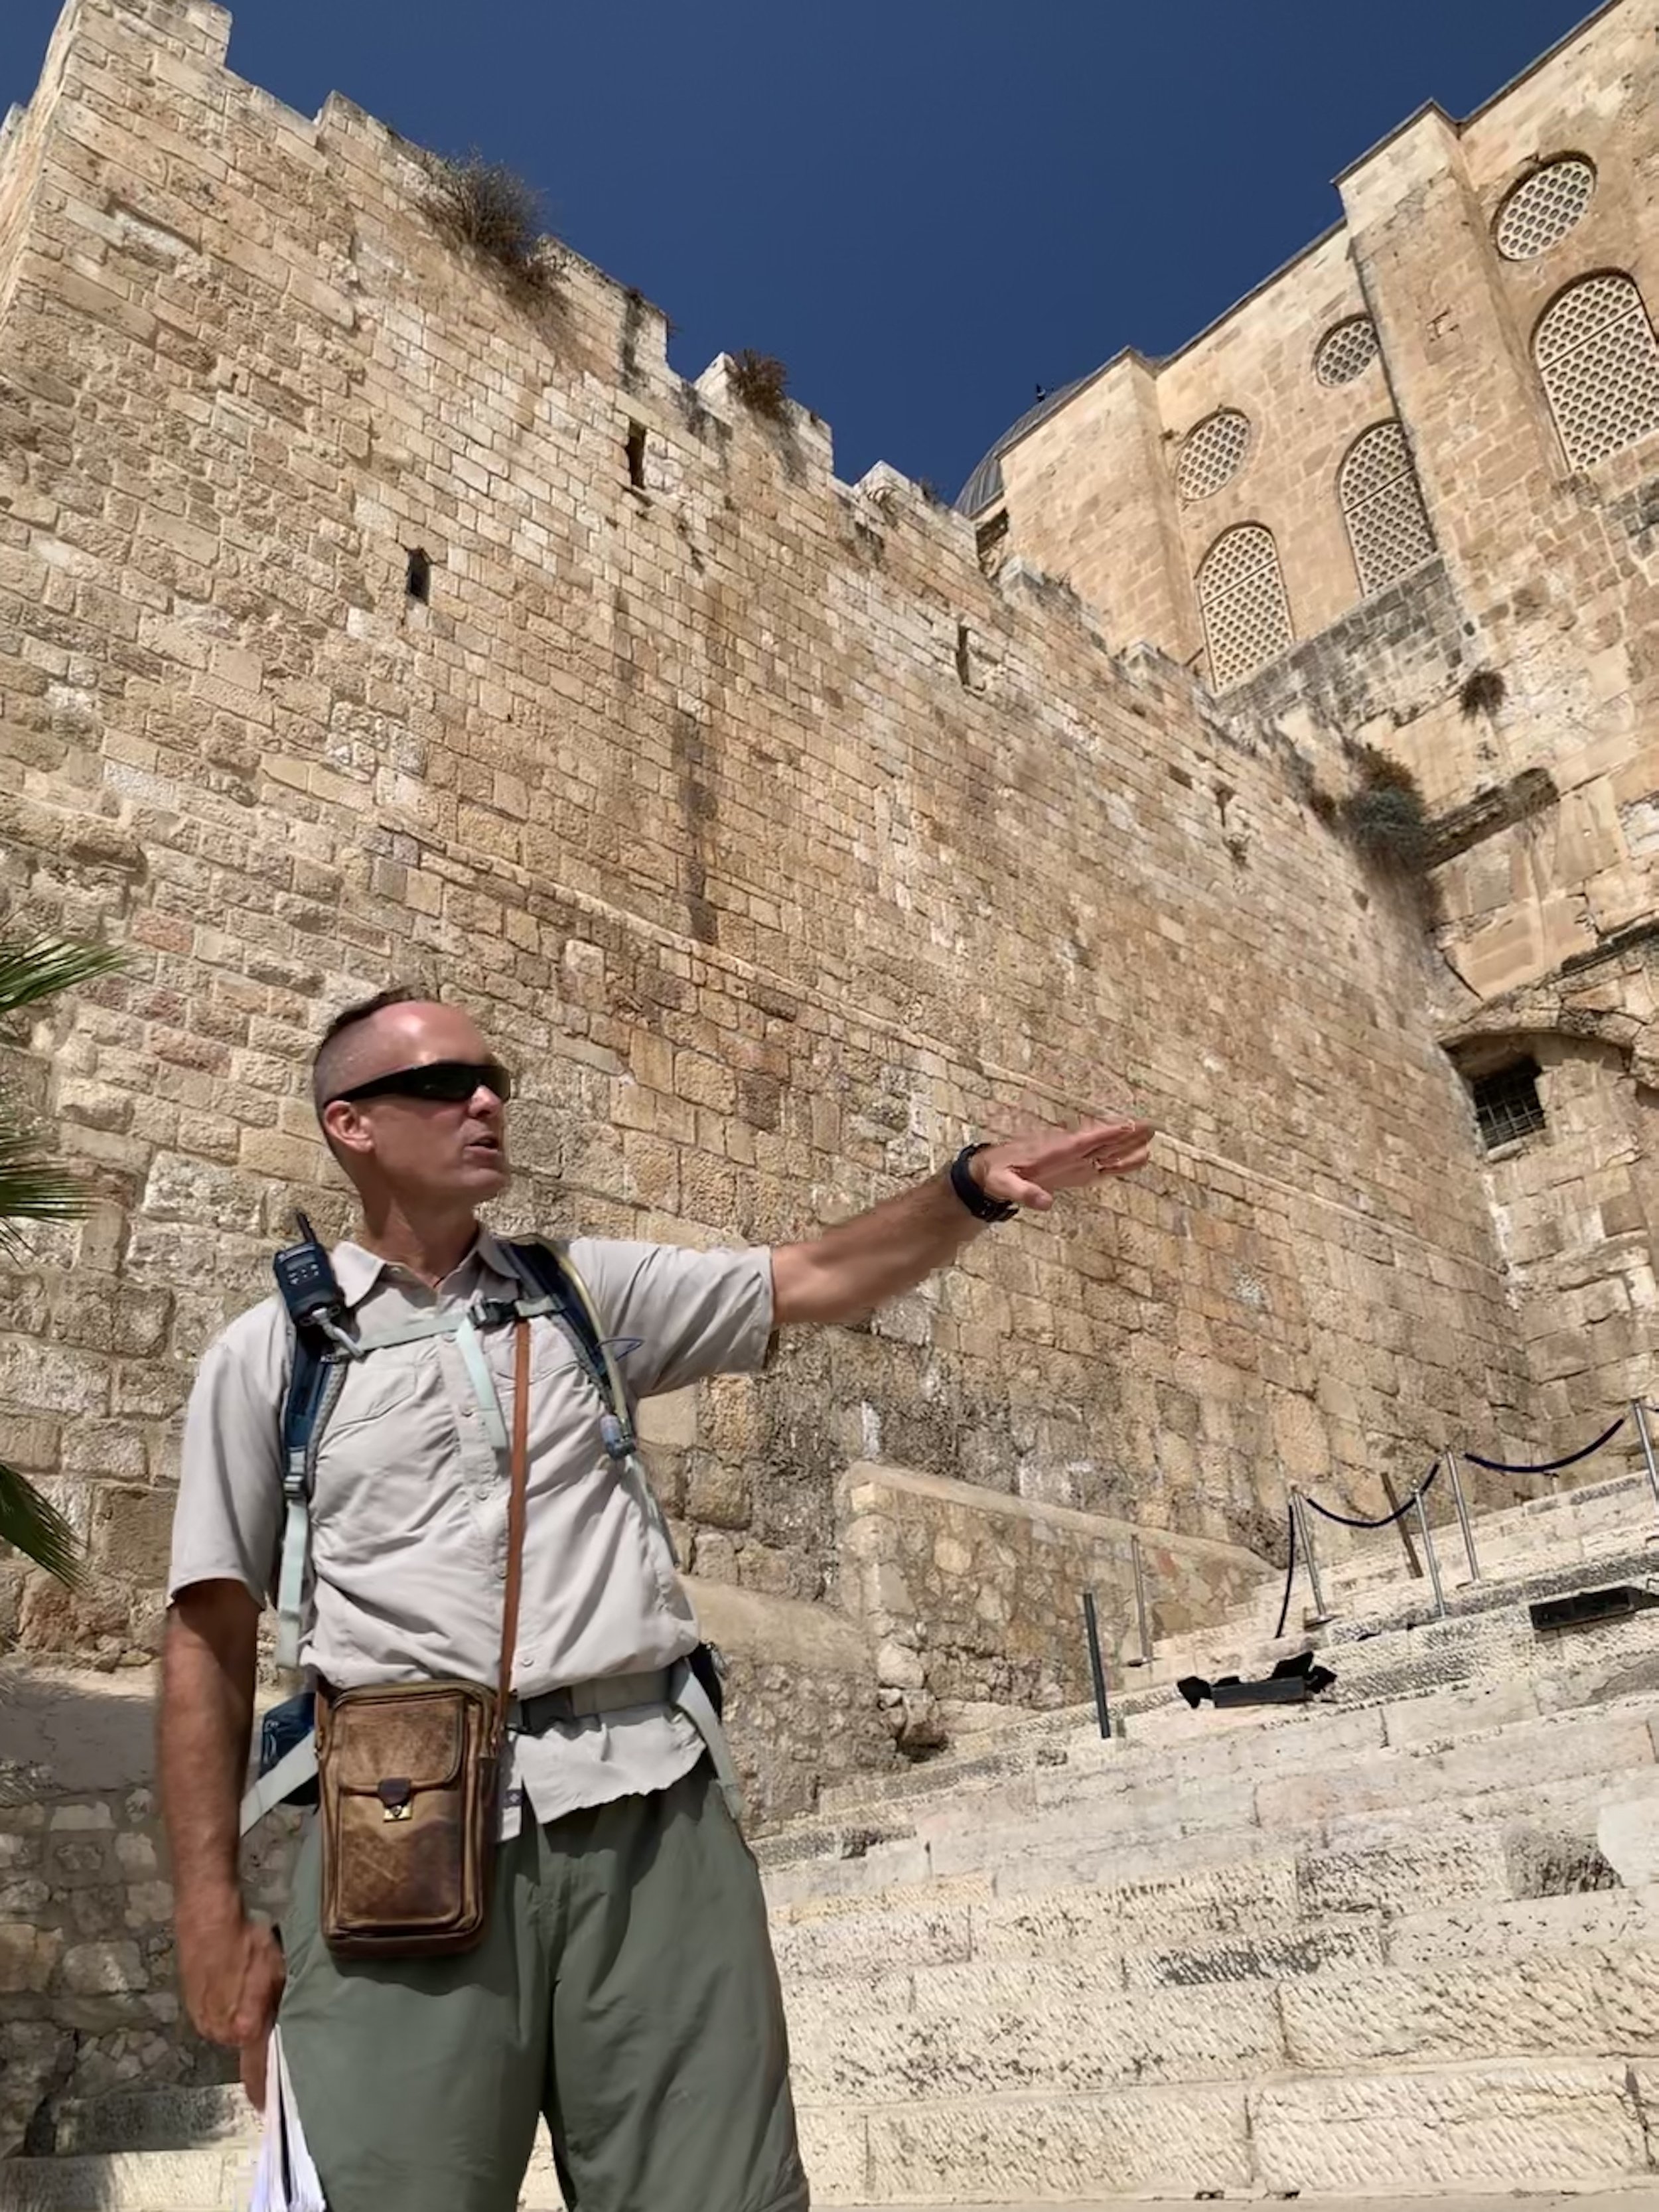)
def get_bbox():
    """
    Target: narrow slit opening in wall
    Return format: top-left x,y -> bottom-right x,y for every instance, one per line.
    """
626,421 -> 647,491
1470,1058 -> 1546,1151
955,622 -> 974,689
405,547 -> 432,604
